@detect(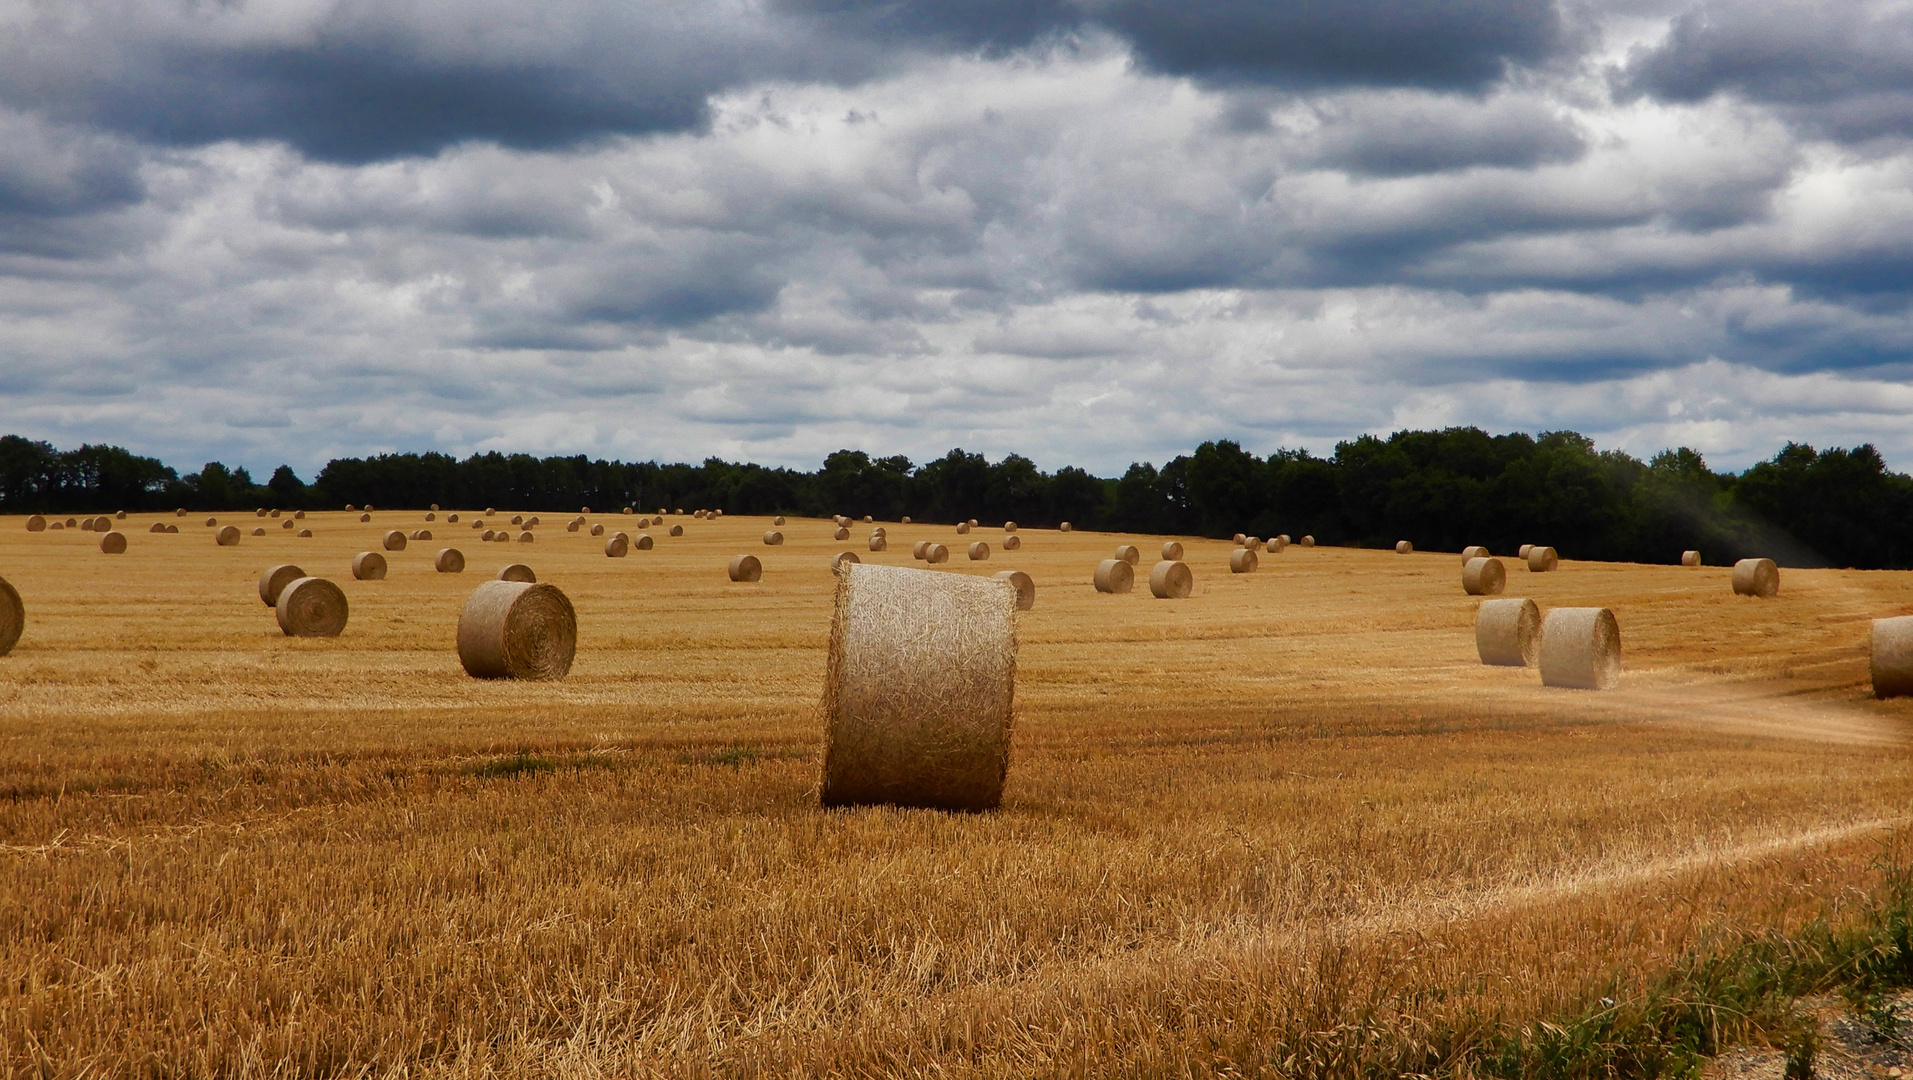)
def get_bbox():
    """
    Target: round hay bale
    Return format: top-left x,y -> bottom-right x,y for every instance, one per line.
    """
0,576 -> 21,656
967,519 -> 978,528
25,515 -> 45,532
295,511 -> 306,519
1539,607 -> 1621,690
526,517 -> 539,528
1462,556 -> 1506,596
1396,540 -> 1413,554
1733,558 -> 1779,597
993,569 -> 1035,611
1475,598 -> 1539,667
486,508 -> 496,516
1300,535 -> 1314,547
863,515 -> 873,523
294,529 -> 308,537
216,525 -> 241,546
912,541 -> 931,560
832,550 -> 861,570
177,508 -> 188,517
435,548 -> 465,574
1003,521 -> 1017,533
1094,558 -> 1134,593
956,522 -> 971,535
511,515 -> 524,525
713,509 -> 723,518
276,577 -> 349,638
835,527 -> 850,541
148,522 -> 166,533
694,510 -> 706,519
1229,547 -> 1258,573
1518,543 -> 1534,559
1277,534 -> 1291,545
444,513 -> 455,523
1233,533 -> 1246,546
820,563 -> 1017,810
728,554 -> 762,582
364,505 -> 374,512
1003,535 -> 1021,551
1059,521 -> 1072,532
869,535 -> 888,552
589,523 -> 604,536
255,508 -> 267,518
1266,537 -> 1286,553
870,526 -> 887,537
470,519 -> 484,529
1870,616 -> 1913,699
1244,537 -> 1261,551
258,564 -> 307,606
433,504 -> 442,512
411,529 -> 433,541
1161,541 -> 1184,560
669,525 -> 684,537
359,513 -> 371,523
116,510 -> 126,520
635,534 -> 654,550
517,532 -> 533,543
482,529 -> 496,541
763,531 -> 785,546
98,531 -> 127,554
494,532 -> 511,543
351,551 -> 387,580
1527,546 -> 1559,573
49,522 -> 63,530
281,520 -> 293,529
79,517 -> 94,531
1681,550 -> 1700,567
1115,544 -> 1140,565
968,542 -> 990,561
456,580 -> 576,680
498,564 -> 535,583
345,504 -> 357,512
1461,545 -> 1488,561
925,543 -> 950,564
383,530 -> 407,552
250,528 -> 265,537
422,513 -> 434,522
1149,560 -> 1193,599
774,515 -> 786,526
902,516 -> 912,525
605,534 -> 629,558
66,518 -> 78,528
